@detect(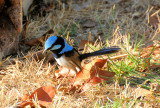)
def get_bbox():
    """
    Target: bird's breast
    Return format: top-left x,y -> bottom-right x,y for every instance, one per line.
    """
55,55 -> 68,67
55,51 -> 82,72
